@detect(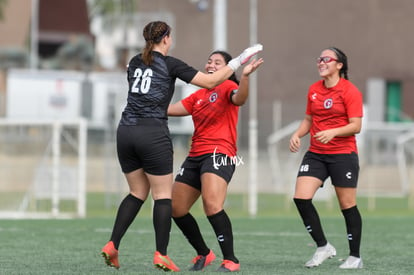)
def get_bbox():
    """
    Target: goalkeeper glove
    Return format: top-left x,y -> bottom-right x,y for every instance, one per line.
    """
228,44 -> 263,71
